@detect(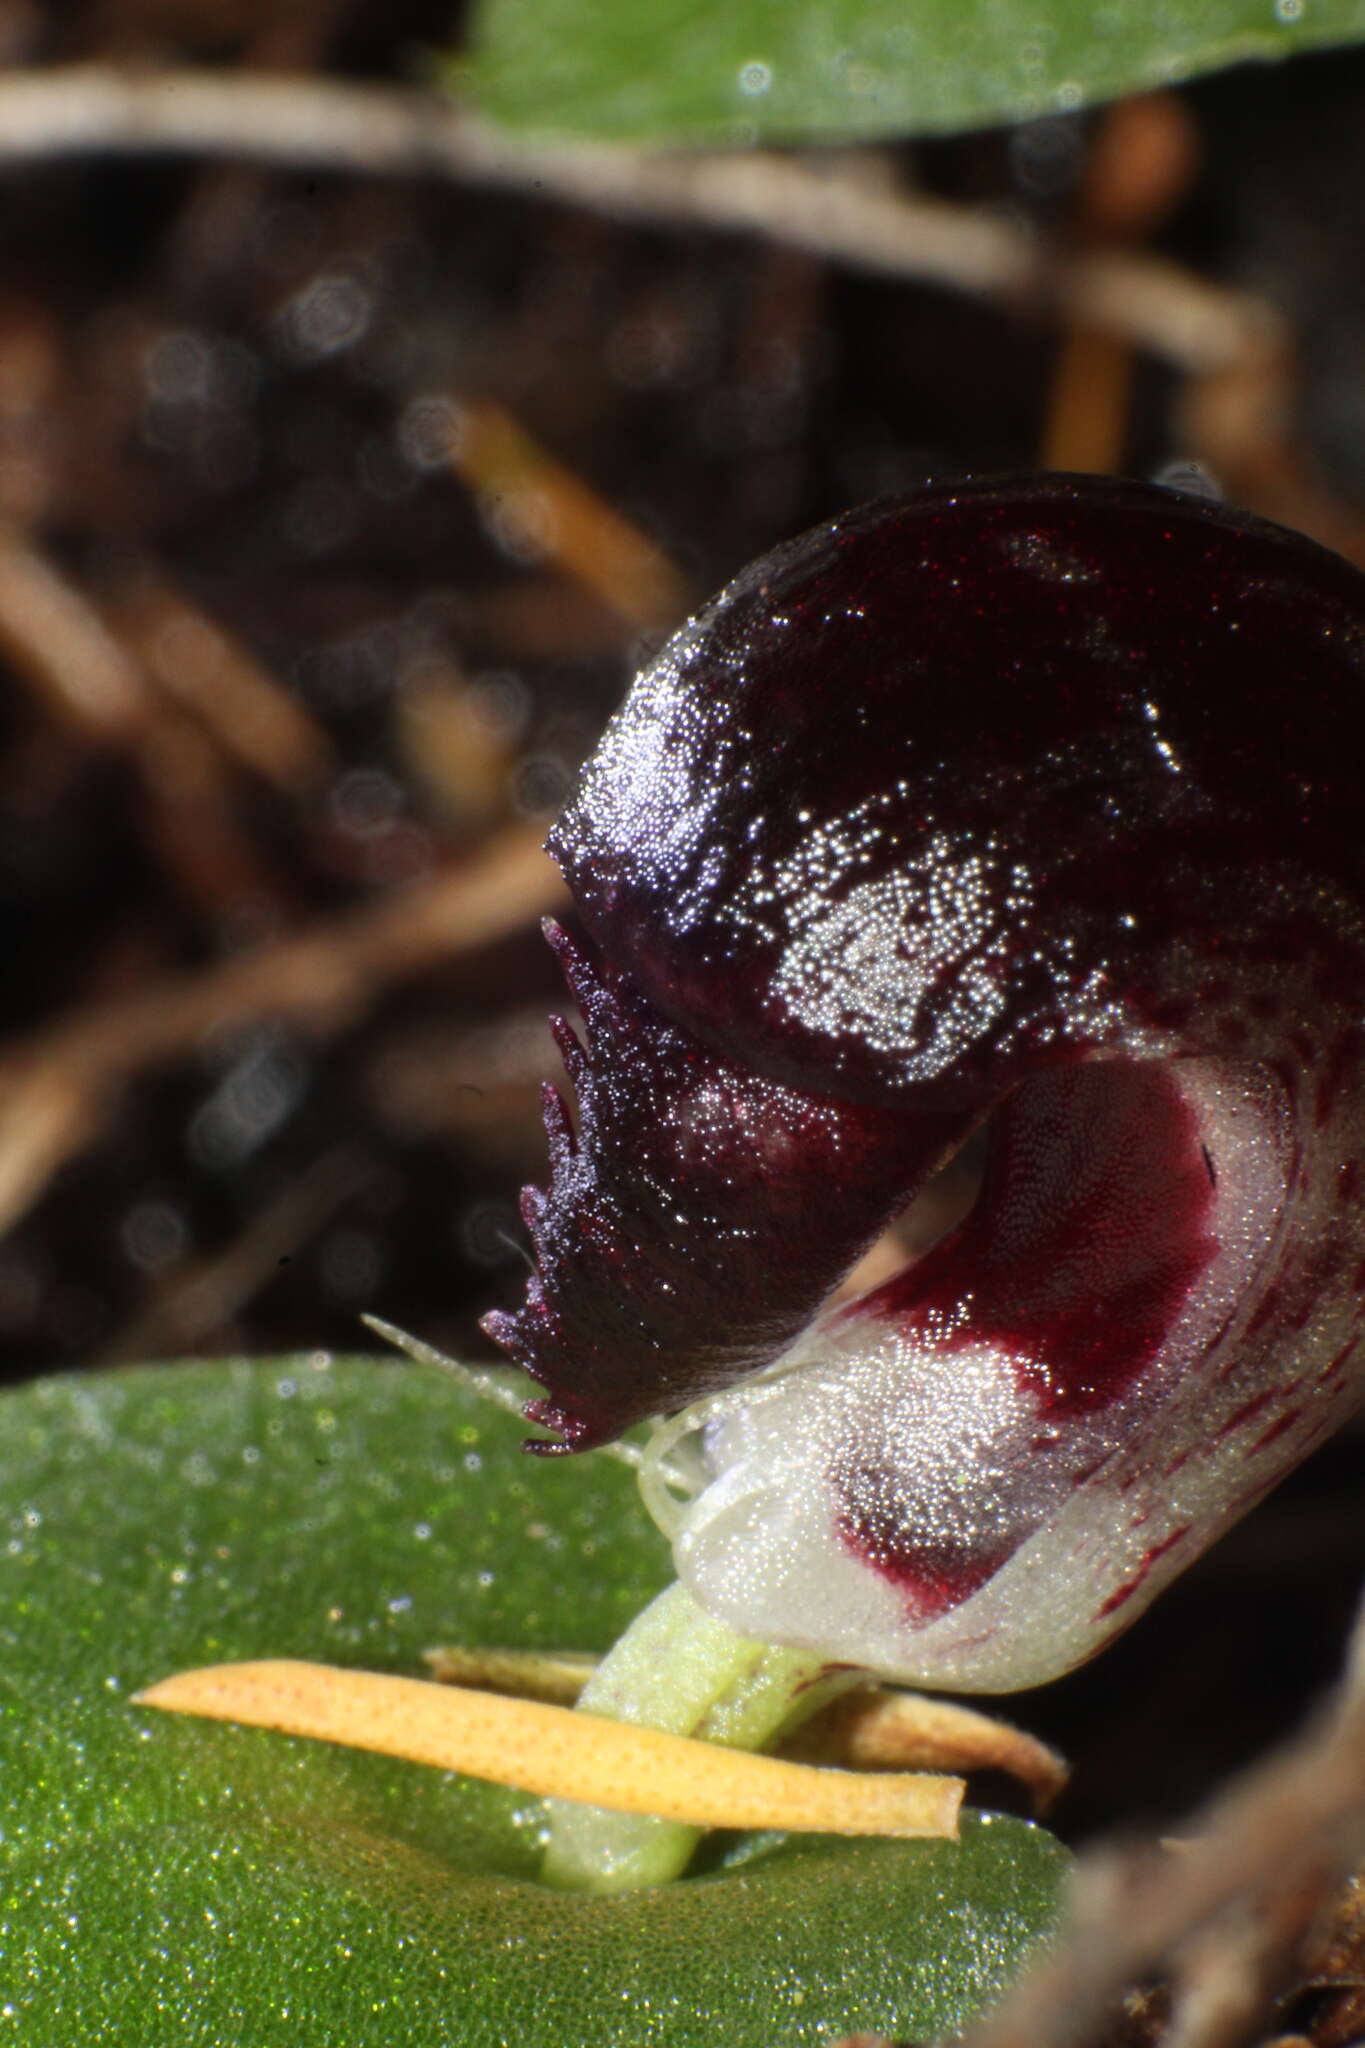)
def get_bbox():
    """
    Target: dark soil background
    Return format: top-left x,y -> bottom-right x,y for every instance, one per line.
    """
1,0 -> 1361,1862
